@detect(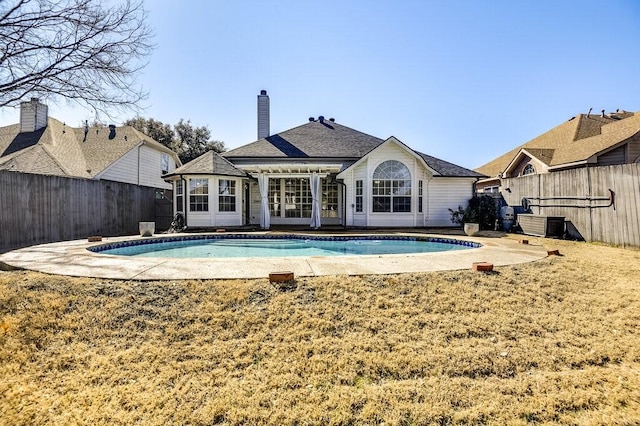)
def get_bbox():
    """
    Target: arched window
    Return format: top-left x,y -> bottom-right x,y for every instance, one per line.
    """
372,160 -> 411,212
522,164 -> 536,176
